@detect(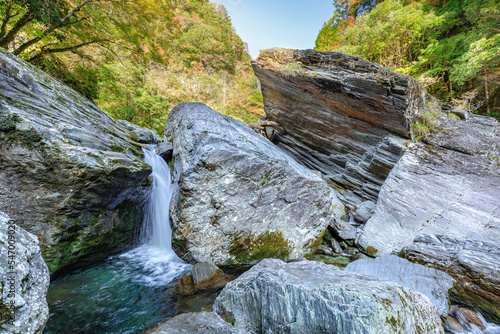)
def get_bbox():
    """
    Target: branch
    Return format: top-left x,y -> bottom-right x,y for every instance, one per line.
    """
61,0 -> 99,22
0,0 -> 15,39
12,16 -> 90,55
0,11 -> 34,48
28,39 -> 110,62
